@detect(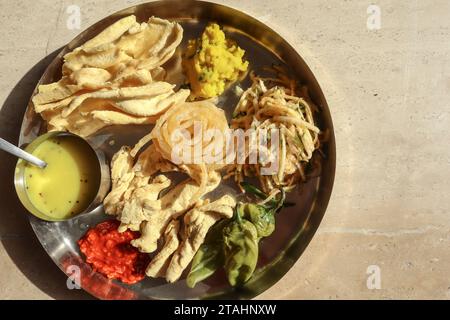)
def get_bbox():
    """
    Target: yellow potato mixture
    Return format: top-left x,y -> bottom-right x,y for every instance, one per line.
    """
184,23 -> 248,99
